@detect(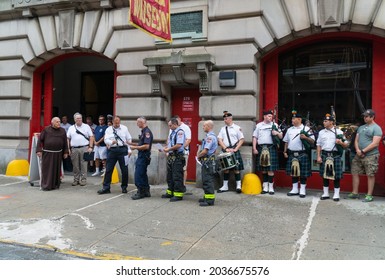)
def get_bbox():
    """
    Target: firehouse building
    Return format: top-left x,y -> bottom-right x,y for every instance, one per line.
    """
0,0 -> 384,195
